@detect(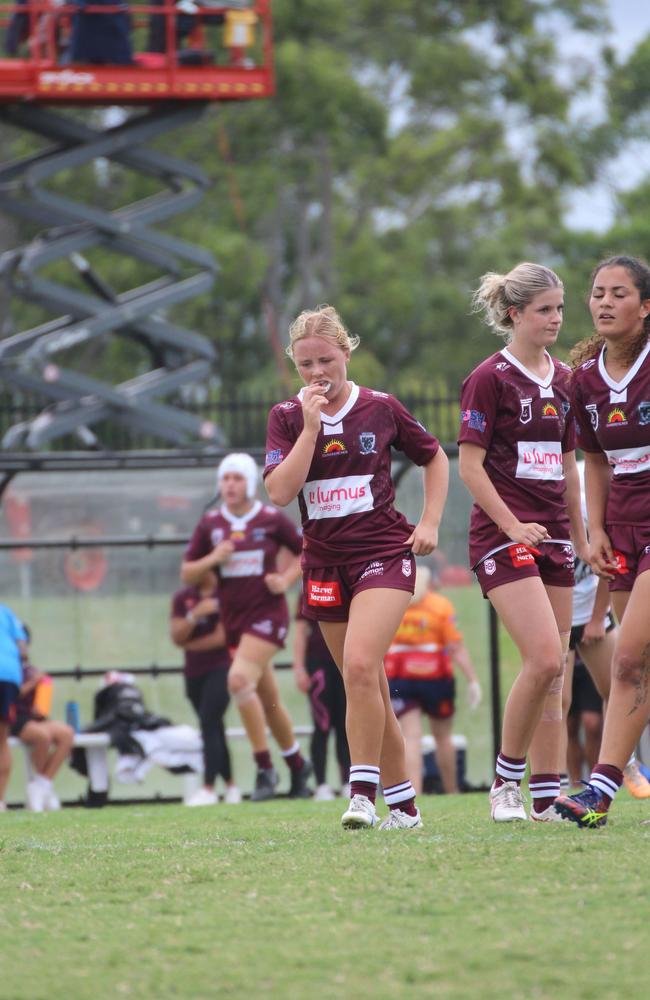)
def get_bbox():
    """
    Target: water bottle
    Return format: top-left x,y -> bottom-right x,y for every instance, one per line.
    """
65,700 -> 80,732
